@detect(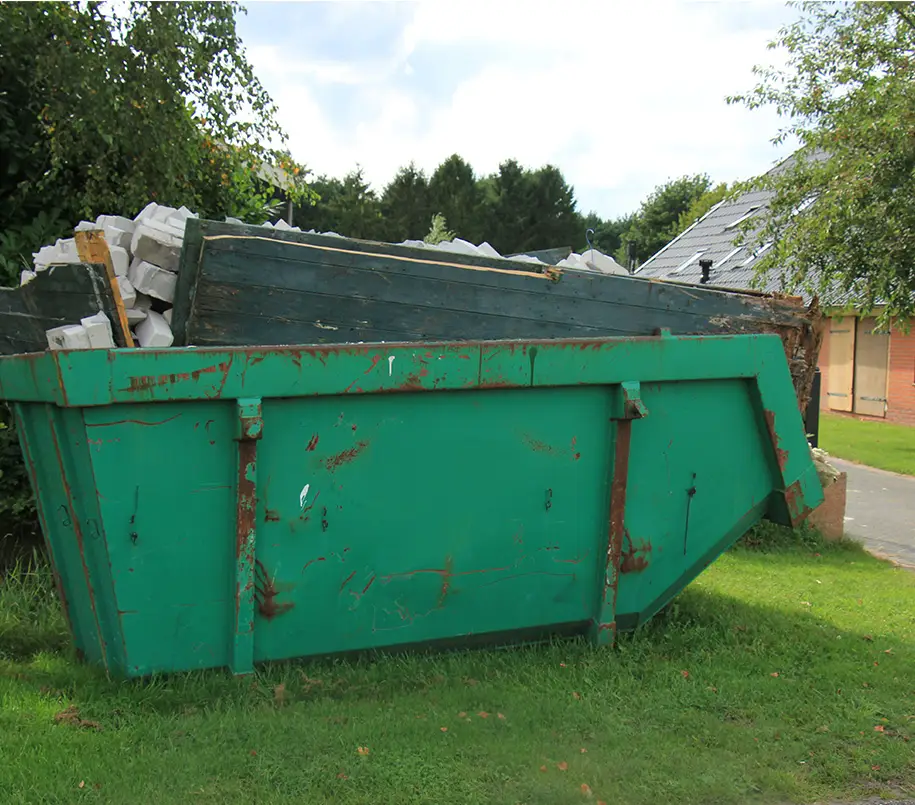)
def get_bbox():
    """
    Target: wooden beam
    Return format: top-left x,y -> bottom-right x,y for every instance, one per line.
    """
74,230 -> 135,347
